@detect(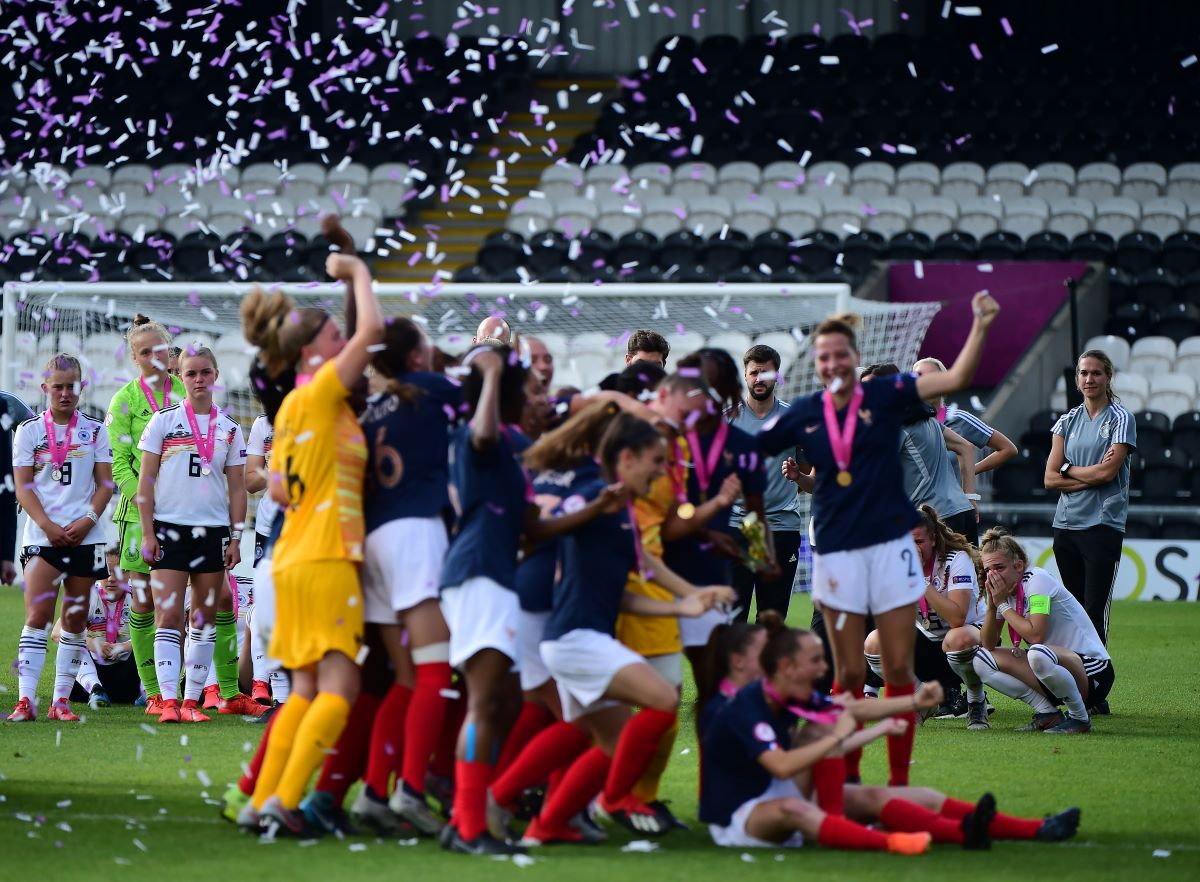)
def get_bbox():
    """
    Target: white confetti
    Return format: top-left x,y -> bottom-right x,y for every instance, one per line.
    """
1153,850 -> 1172,858
835,612 -> 847,631
348,843 -> 368,852
914,260 -> 924,279
741,853 -> 756,863
512,854 -> 536,867
621,840 -> 660,853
